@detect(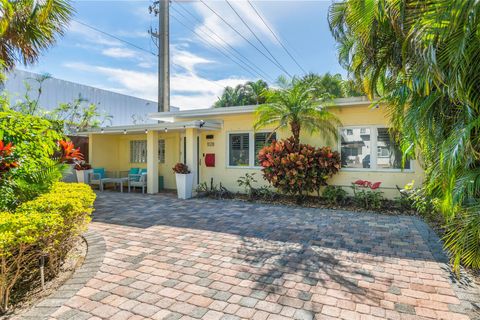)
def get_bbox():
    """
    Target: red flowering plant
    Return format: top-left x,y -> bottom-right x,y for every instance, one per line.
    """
0,140 -> 19,176
351,180 -> 384,209
59,140 -> 84,164
257,137 -> 341,197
